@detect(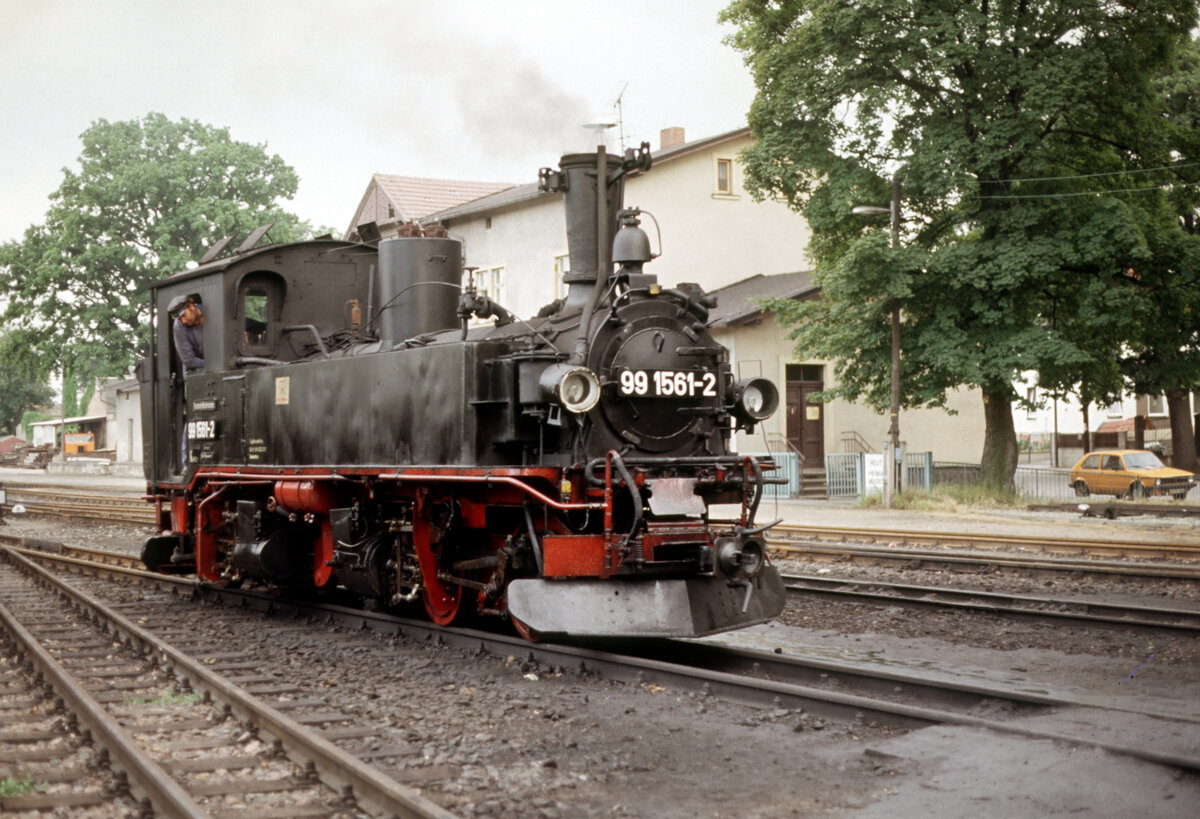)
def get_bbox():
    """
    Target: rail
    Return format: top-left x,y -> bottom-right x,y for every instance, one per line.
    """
2,543 -> 455,818
14,537 -> 1200,776
838,430 -> 875,454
